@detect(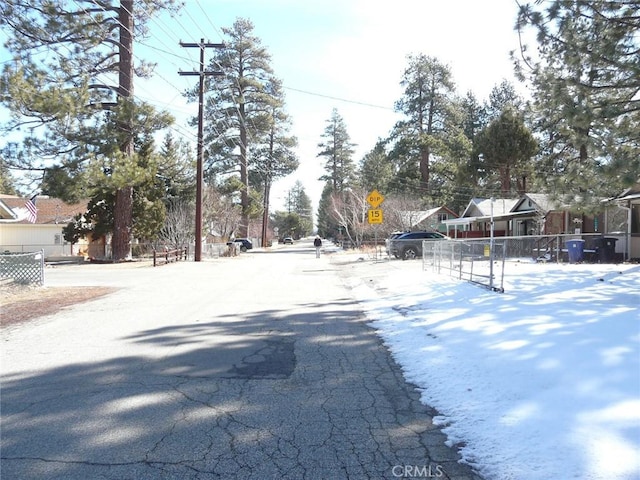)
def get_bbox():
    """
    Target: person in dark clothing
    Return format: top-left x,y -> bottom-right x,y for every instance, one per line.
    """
314,236 -> 322,258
